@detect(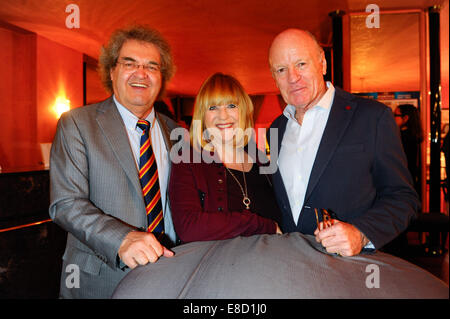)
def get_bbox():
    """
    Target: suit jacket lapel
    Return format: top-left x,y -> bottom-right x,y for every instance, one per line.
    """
155,112 -> 174,151
95,97 -> 142,197
304,88 -> 357,201
270,116 -> 299,231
